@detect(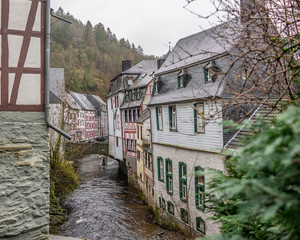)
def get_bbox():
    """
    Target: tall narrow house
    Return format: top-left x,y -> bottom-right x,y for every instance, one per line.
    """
120,60 -> 158,172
